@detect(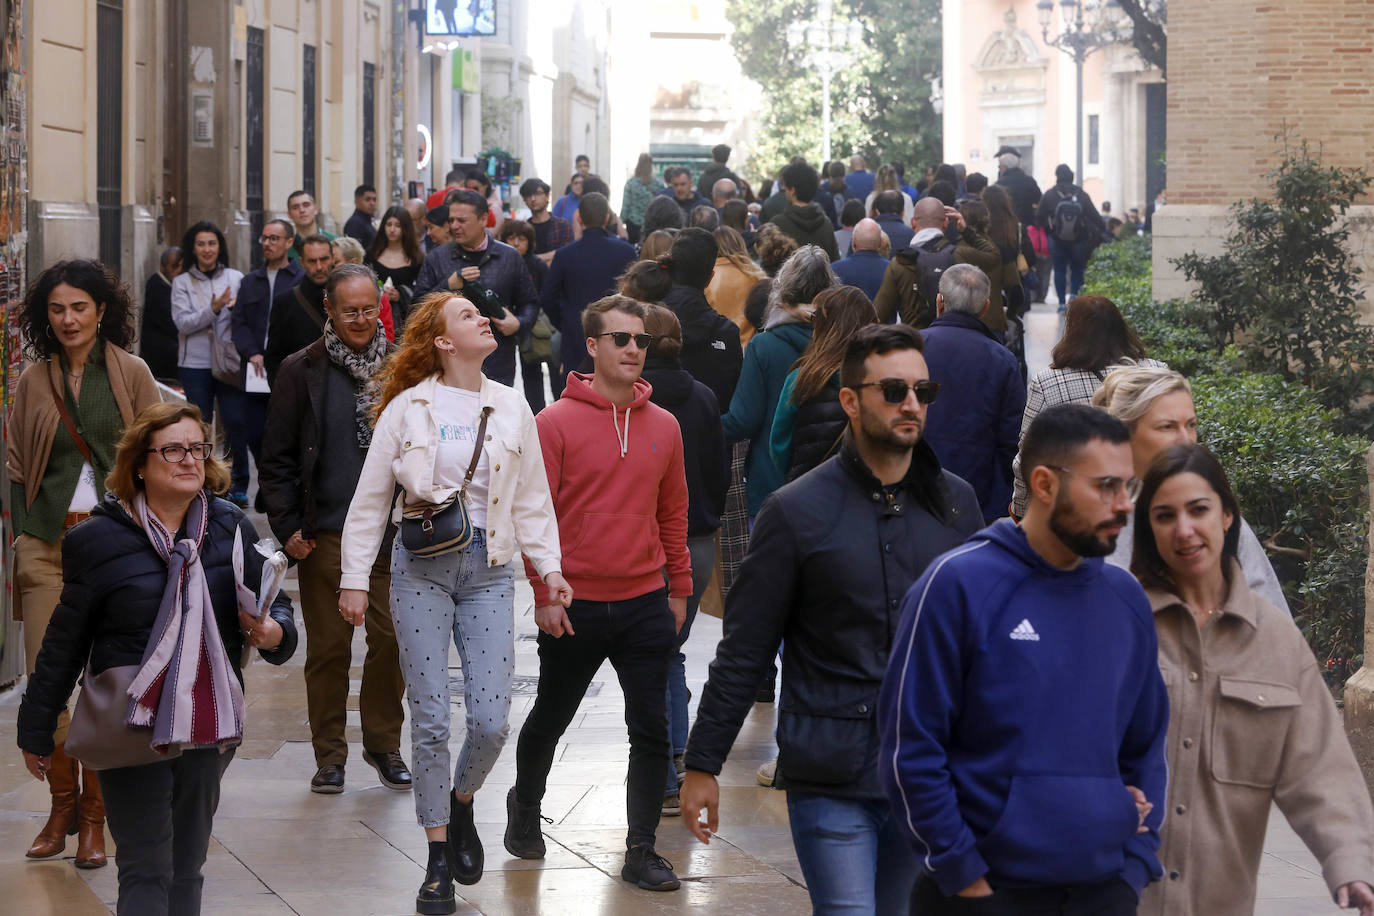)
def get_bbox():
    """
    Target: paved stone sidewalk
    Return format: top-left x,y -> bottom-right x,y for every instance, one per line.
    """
0,303 -> 1351,912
